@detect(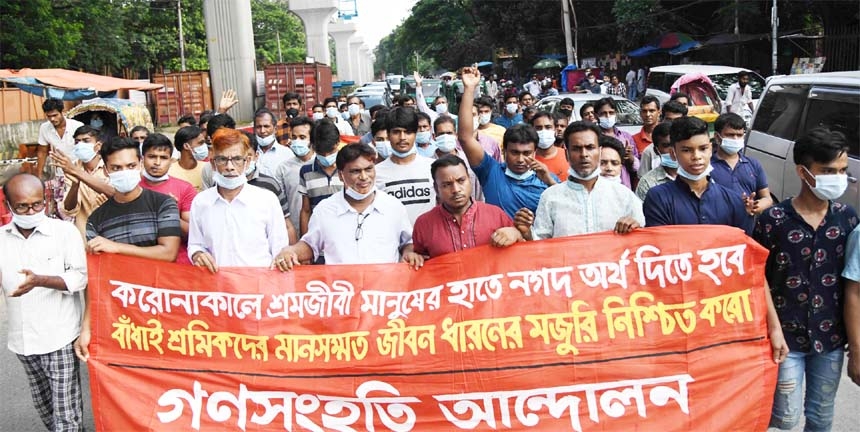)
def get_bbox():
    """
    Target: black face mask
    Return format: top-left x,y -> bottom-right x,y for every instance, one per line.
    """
559,108 -> 573,117
285,108 -> 300,118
